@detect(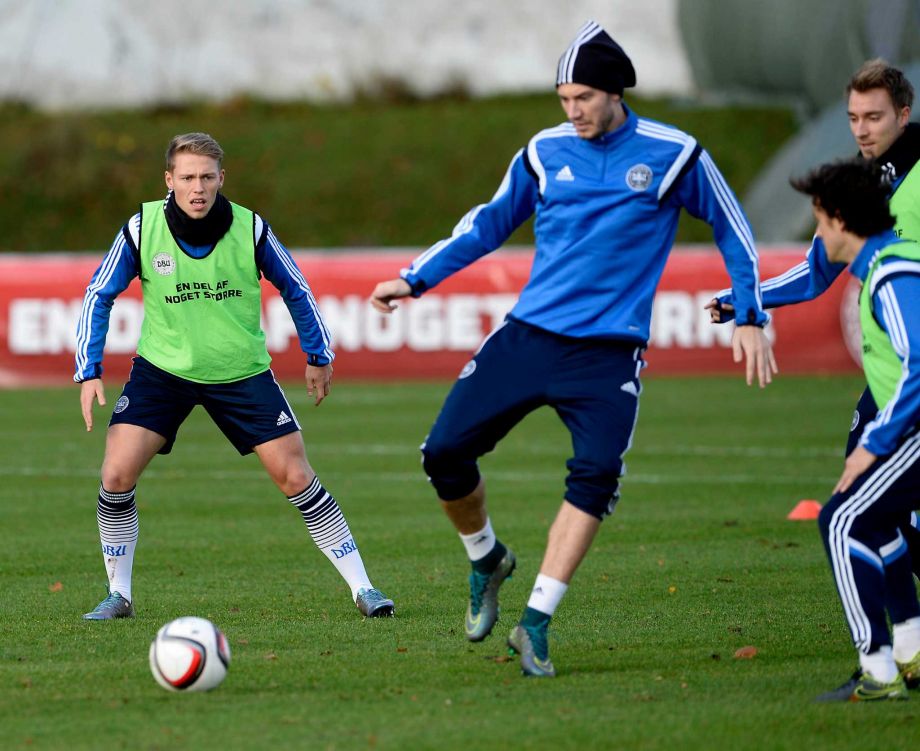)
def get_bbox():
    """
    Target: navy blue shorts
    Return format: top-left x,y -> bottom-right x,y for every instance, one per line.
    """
421,318 -> 645,519
109,356 -> 300,455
